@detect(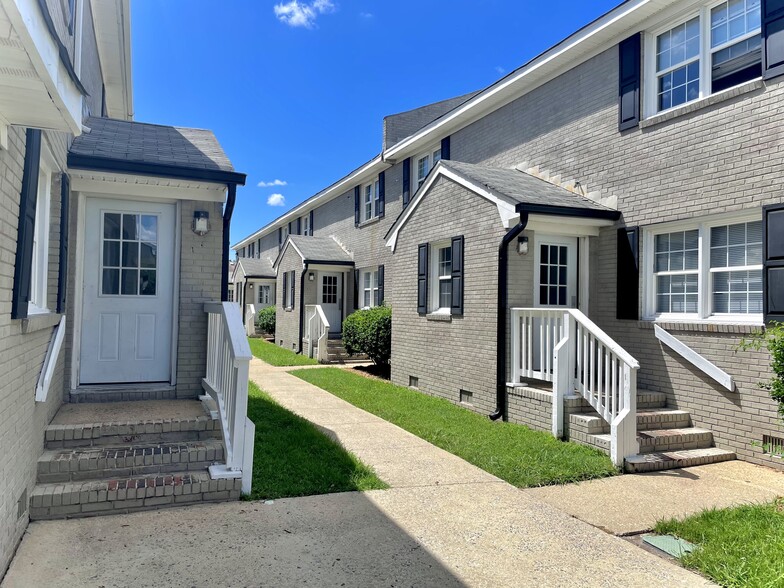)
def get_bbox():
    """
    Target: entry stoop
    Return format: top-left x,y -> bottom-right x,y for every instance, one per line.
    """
566,389 -> 736,473
325,337 -> 368,364
30,399 -> 240,520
